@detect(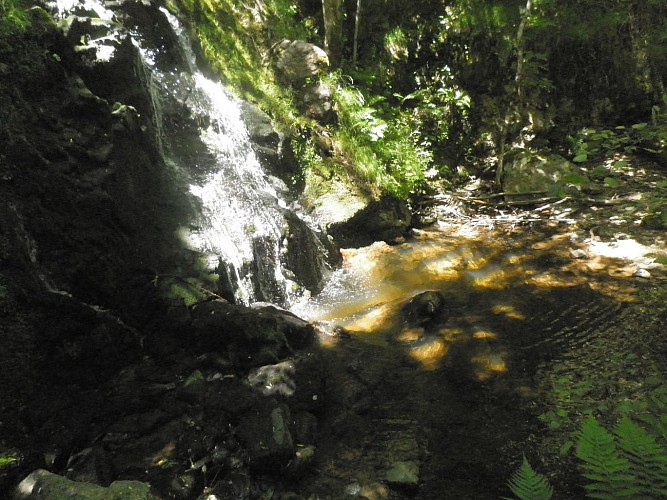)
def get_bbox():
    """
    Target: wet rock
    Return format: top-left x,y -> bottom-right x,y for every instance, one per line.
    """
401,290 -> 448,329
328,194 -> 412,248
190,300 -> 315,367
236,403 -> 295,471
312,320 -> 351,347
239,101 -> 300,181
14,469 -> 157,499
283,211 -> 341,294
